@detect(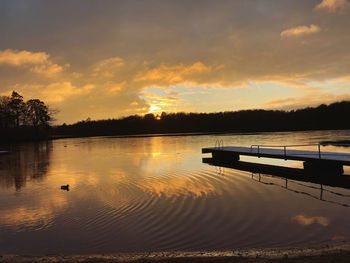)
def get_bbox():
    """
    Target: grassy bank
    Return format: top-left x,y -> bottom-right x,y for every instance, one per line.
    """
2,251 -> 350,263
